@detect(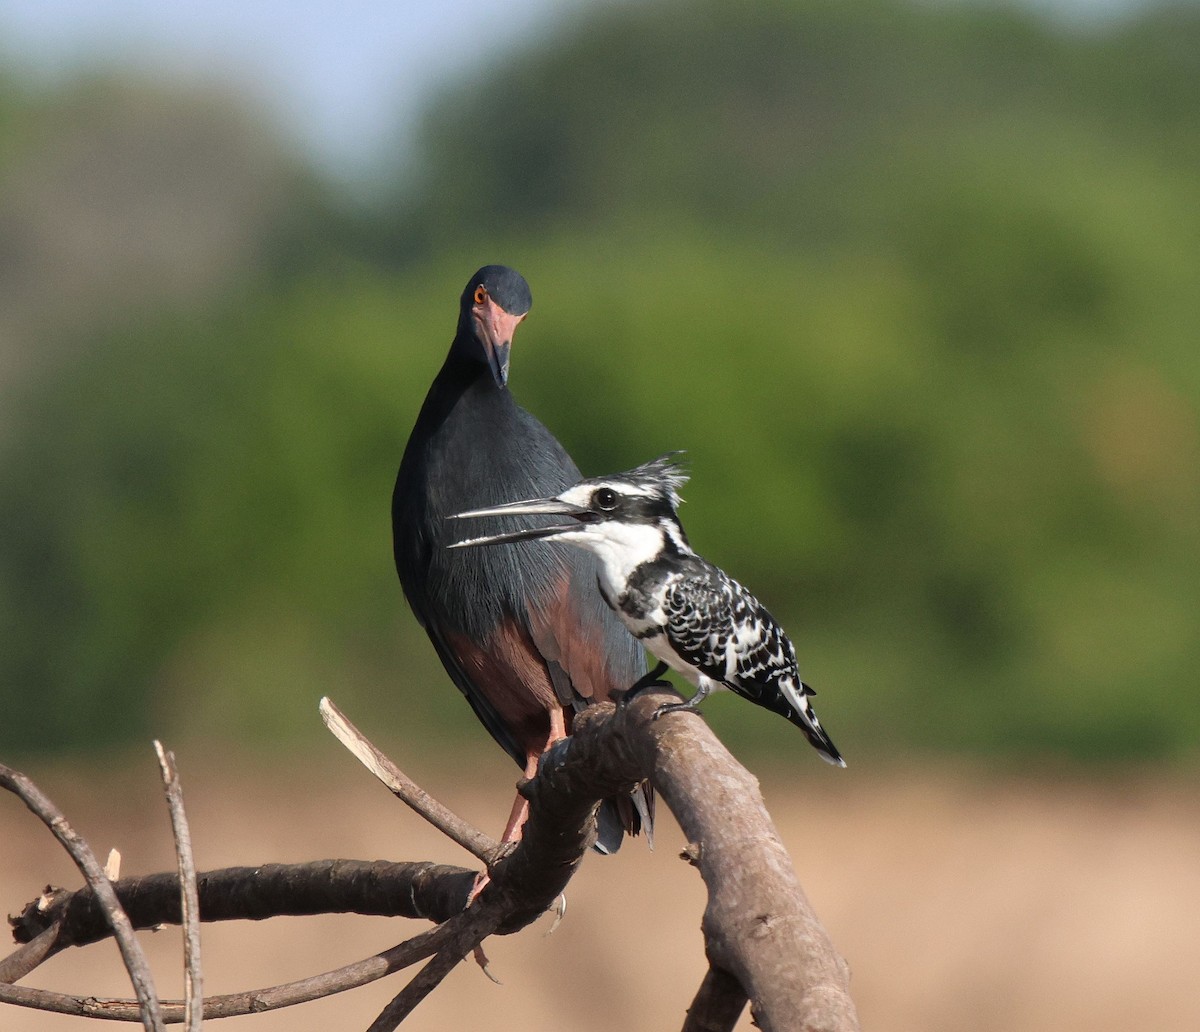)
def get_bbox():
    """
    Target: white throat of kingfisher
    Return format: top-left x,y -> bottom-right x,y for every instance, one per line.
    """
561,514 -> 691,596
